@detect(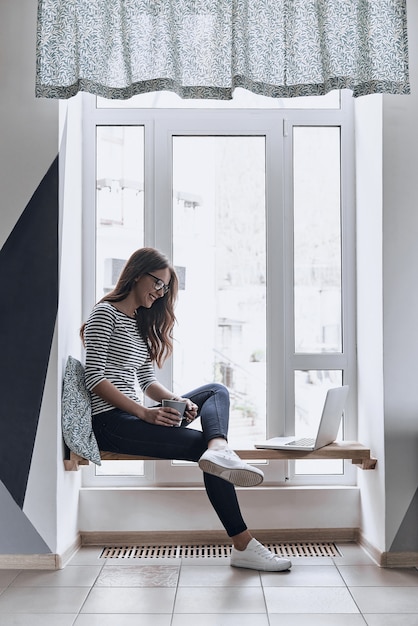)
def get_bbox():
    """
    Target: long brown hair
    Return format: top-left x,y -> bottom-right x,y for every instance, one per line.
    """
81,248 -> 178,367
